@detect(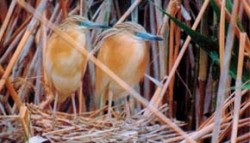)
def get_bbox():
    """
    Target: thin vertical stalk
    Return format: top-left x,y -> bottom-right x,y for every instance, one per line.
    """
149,2 -> 160,81
80,0 -> 83,16
131,0 -> 138,22
34,42 -> 43,104
34,12 -> 47,105
168,6 -> 175,117
219,0 -> 225,71
230,33 -> 246,143
131,0 -> 139,111
154,0 -> 162,29
197,0 -> 209,126
212,1 -> 239,142
158,4 -> 168,80
143,5 -> 151,103
164,0 -> 180,118
0,0 -> 17,42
